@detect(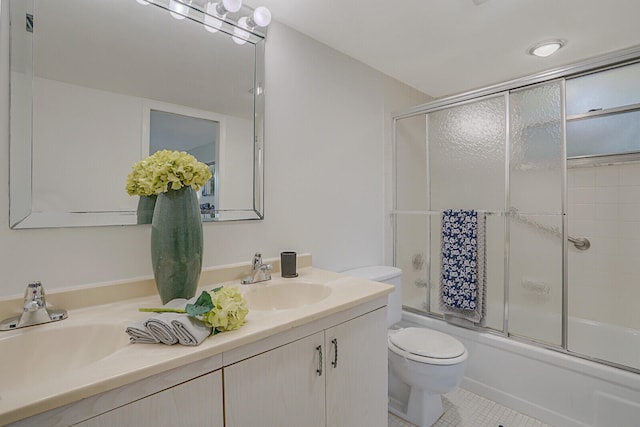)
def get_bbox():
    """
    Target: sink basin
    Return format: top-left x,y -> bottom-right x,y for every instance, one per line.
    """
0,323 -> 129,390
245,281 -> 332,310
